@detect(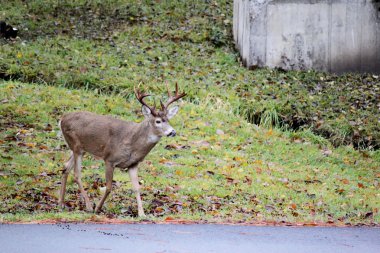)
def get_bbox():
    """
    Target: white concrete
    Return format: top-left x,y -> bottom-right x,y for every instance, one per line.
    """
233,0 -> 380,74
